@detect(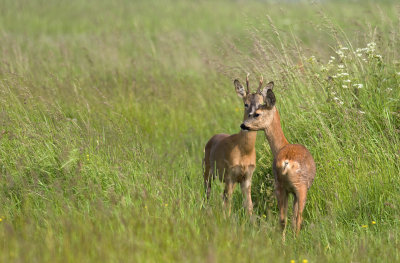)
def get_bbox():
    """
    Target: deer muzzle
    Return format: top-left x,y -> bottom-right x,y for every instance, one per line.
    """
240,123 -> 251,131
